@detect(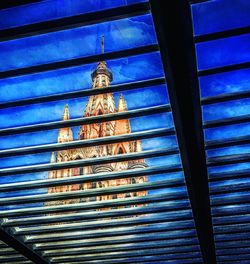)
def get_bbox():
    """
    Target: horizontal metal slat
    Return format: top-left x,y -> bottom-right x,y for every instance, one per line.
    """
0,3 -> 150,42
201,90 -> 250,106
43,243 -> 198,258
211,192 -> 250,206
0,191 -> 187,218
0,104 -> 170,136
207,153 -> 250,167
194,26 -> 250,43
0,44 -> 159,80
35,236 -> 199,251
203,114 -> 250,129
210,180 -> 250,195
4,198 -> 189,227
25,222 -> 196,243
0,127 -> 174,158
213,214 -> 250,226
0,106 -> 246,139
14,203 -> 191,235
216,239 -> 250,249
206,135 -> 250,149
0,164 -> 181,192
198,62 -> 250,77
0,177 -> 183,207
56,255 -> 202,264
0,77 -> 165,109
0,147 -> 178,176
209,169 -> 250,182
50,249 -> 201,263
2,148 -> 247,178
215,223 -> 250,235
